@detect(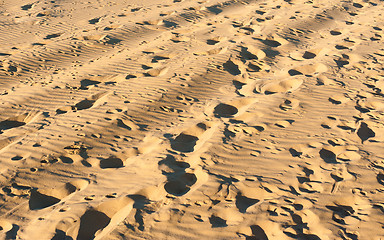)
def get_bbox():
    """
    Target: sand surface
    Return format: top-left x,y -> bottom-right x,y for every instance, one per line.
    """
0,0 -> 384,239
